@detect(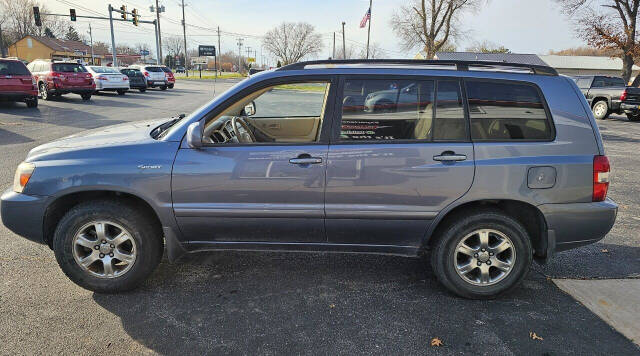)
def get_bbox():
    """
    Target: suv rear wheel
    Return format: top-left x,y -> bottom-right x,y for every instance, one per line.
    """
25,96 -> 38,108
53,200 -> 163,293
39,82 -> 50,100
627,113 -> 640,122
592,100 -> 609,120
81,93 -> 92,101
430,210 -> 532,299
